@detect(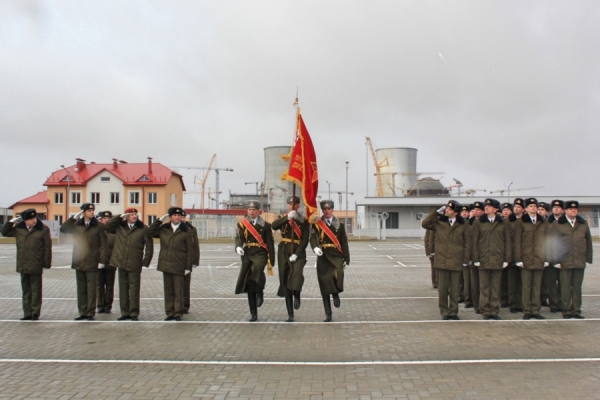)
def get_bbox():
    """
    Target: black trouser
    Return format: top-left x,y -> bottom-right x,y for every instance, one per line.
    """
521,269 -> 543,315
543,267 -> 562,309
21,273 -> 42,318
462,266 -> 471,305
163,272 -> 185,318
470,268 -> 480,312
119,269 -> 141,317
560,268 -> 585,316
183,272 -> 192,312
507,265 -> 523,309
479,269 -> 502,317
438,269 -> 461,317
97,269 -> 116,311
76,270 -> 98,317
